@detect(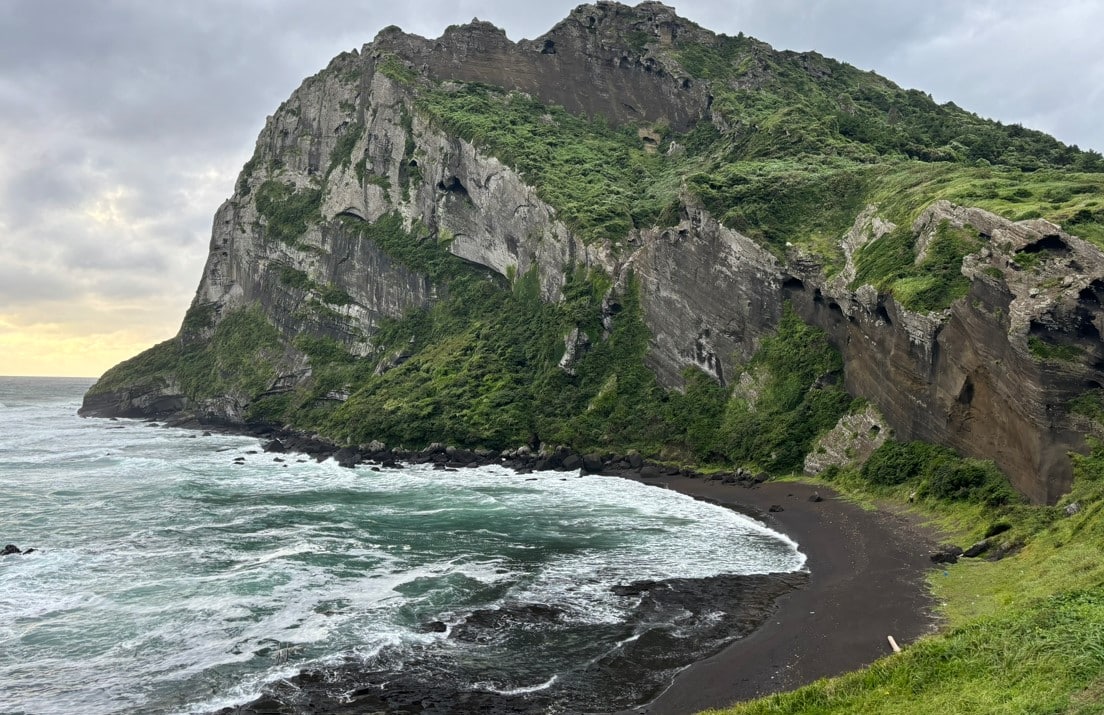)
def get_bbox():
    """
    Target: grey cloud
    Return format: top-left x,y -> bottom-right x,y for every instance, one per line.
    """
1,0 -> 1102,374
0,263 -> 77,304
